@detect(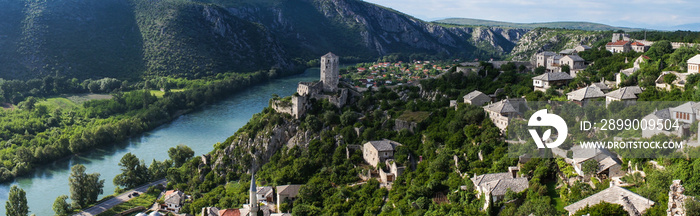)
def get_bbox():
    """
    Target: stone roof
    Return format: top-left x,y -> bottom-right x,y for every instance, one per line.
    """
560,49 -> 577,55
489,177 -> 529,196
164,190 -> 184,206
483,99 -> 518,114
533,72 -> 573,81
202,207 -> 219,216
606,86 -> 643,100
689,54 -> 700,64
537,51 -> 557,56
277,184 -> 303,197
366,140 -> 401,152
591,82 -> 611,91
471,172 -> 513,187
576,45 -> 592,49
257,186 -> 274,196
645,108 -> 671,120
564,186 -> 655,215
562,55 -> 585,62
322,52 -> 338,59
567,86 -> 605,101
670,102 -> 696,114
464,90 -> 489,101
598,157 -> 621,174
